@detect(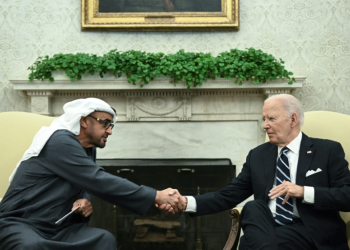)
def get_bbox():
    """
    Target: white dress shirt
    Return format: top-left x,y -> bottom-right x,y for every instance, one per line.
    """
185,131 -> 315,214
